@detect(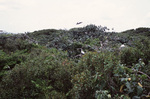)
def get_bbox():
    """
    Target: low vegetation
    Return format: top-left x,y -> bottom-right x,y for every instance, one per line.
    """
0,25 -> 150,99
